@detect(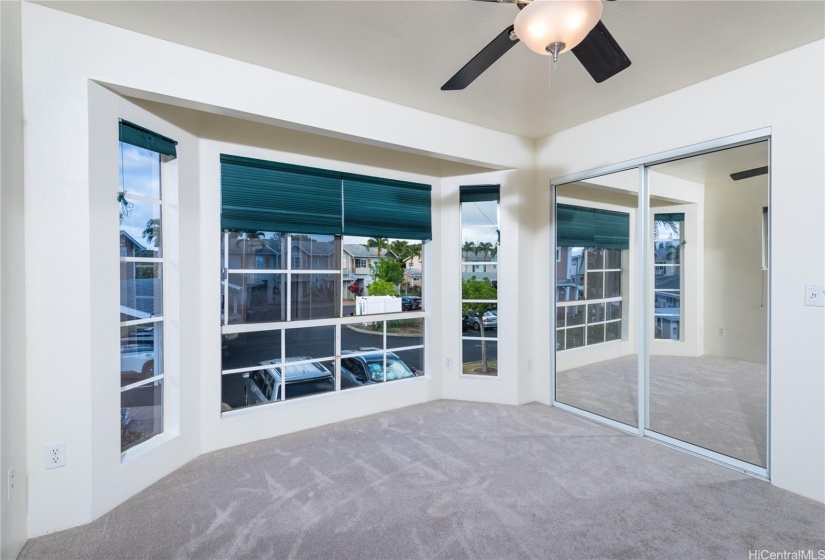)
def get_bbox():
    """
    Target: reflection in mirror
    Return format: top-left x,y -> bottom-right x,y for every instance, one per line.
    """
647,141 -> 768,468
554,169 -> 638,427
